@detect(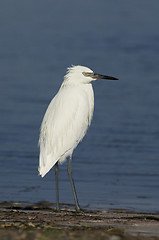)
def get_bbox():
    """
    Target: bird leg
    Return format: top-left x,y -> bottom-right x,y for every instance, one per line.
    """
67,156 -> 80,211
54,162 -> 60,211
